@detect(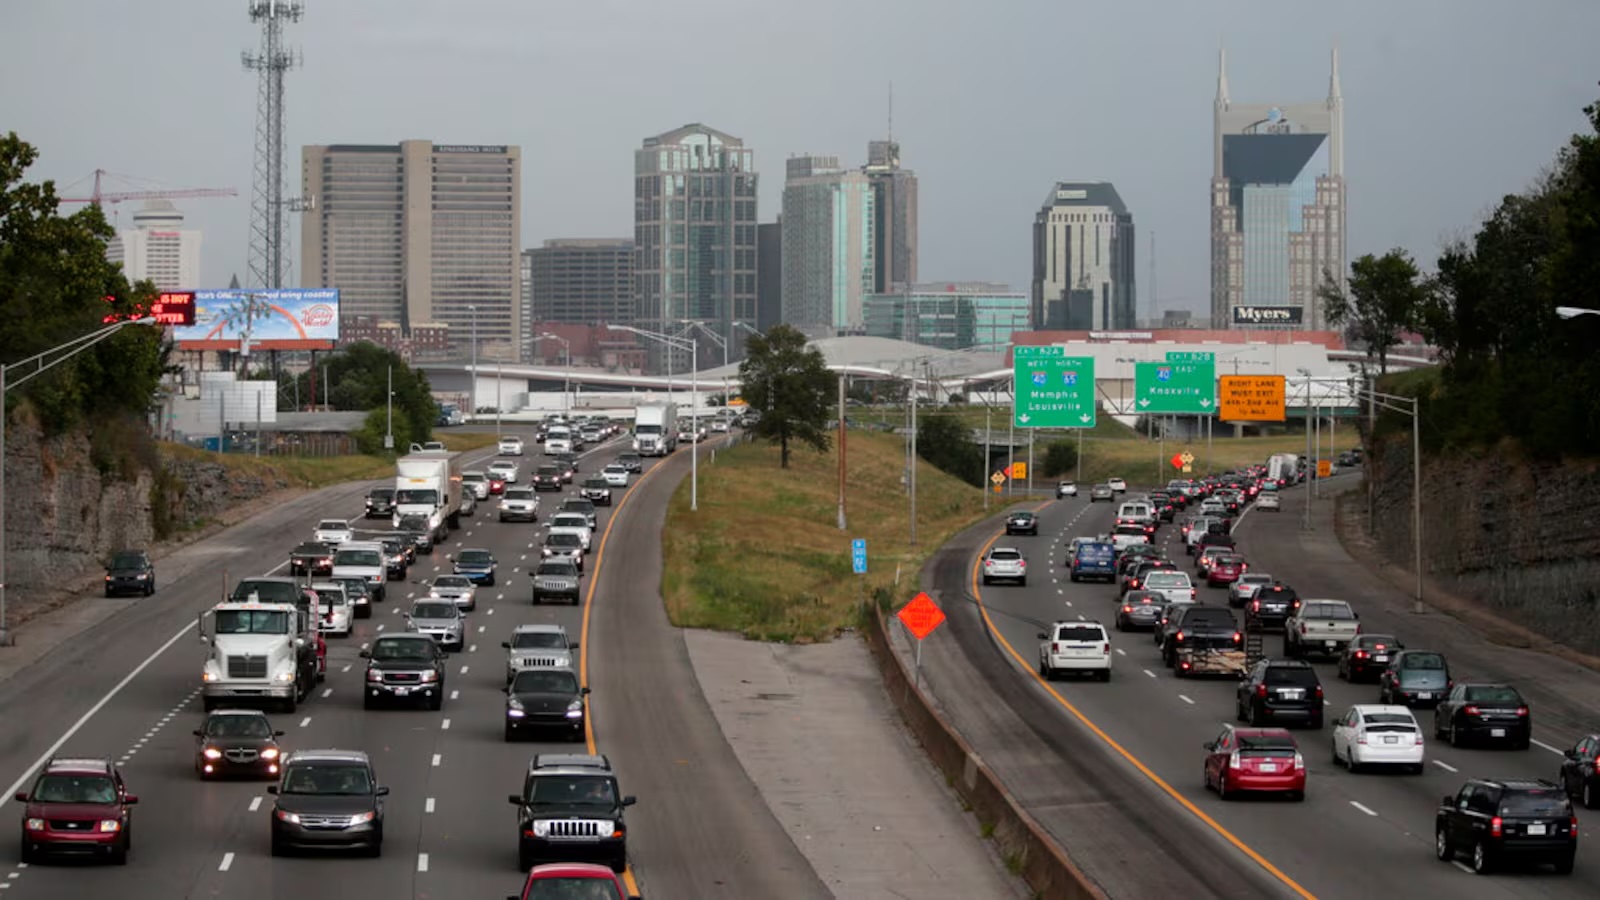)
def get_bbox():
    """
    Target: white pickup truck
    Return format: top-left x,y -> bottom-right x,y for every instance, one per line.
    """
1285,599 -> 1361,658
